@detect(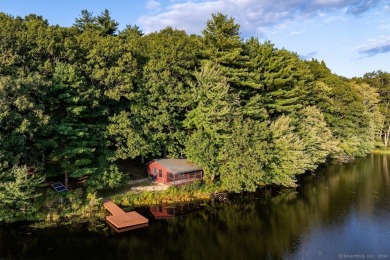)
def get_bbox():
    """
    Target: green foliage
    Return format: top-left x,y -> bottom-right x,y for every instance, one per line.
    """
219,117 -> 269,192
47,63 -> 105,181
86,164 -> 125,191
202,13 -> 255,94
0,165 -> 44,222
0,75 -> 50,171
265,116 -> 309,187
306,60 -> 372,157
351,82 -> 383,155
292,106 -> 339,170
362,71 -> 390,146
185,62 -> 239,181
245,39 -> 312,117
0,10 -> 385,209
74,9 -> 118,35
